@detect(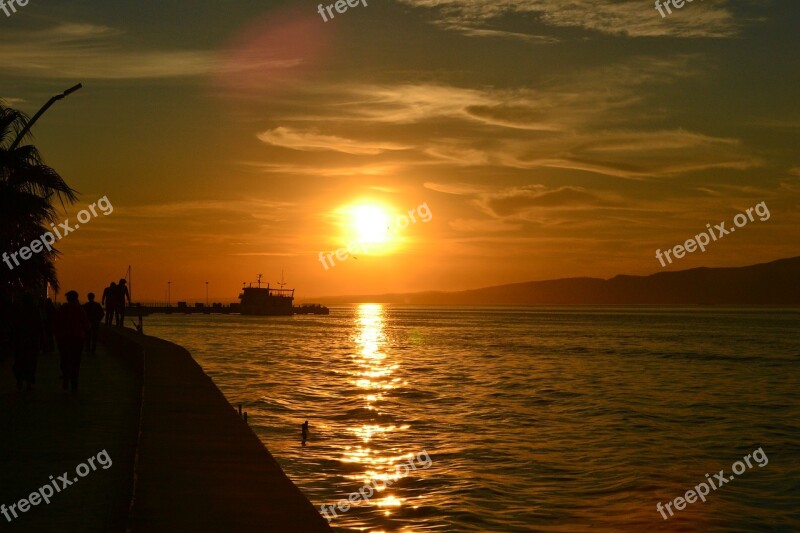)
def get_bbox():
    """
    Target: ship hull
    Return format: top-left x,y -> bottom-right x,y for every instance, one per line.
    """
240,306 -> 294,316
